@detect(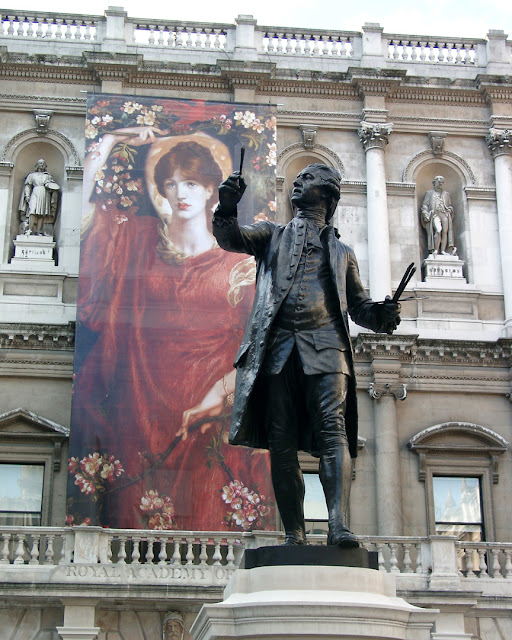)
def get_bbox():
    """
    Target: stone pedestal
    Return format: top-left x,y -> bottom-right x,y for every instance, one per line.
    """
11,234 -> 56,270
422,254 -> 466,288
191,564 -> 438,640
